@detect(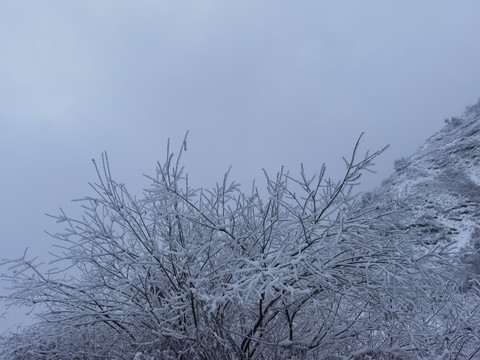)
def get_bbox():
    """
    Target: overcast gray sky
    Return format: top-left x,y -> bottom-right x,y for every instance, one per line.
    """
2,1 -> 480,333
